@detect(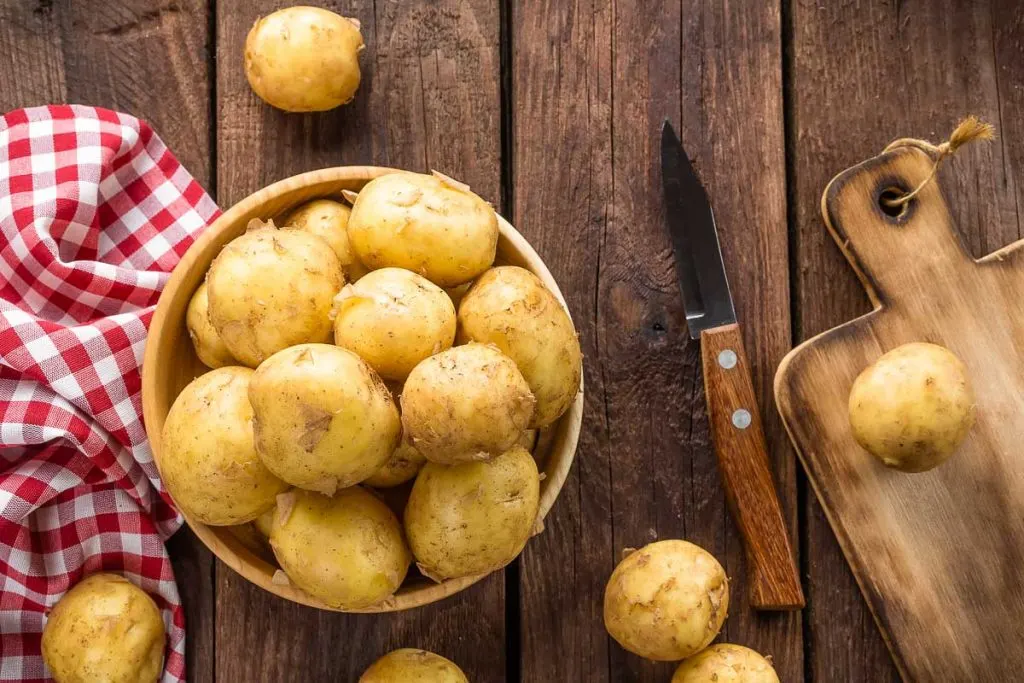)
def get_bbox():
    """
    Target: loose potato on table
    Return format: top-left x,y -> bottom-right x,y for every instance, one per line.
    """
160,367 -> 286,525
271,488 -> 410,610
249,344 -> 400,495
347,171 -> 498,287
207,220 -> 342,367
284,198 -> 367,281
458,266 -> 582,428
42,573 -> 165,683
604,539 -> 729,661
245,6 -> 363,112
405,445 -> 540,581
672,644 -> 780,683
185,282 -> 234,369
849,341 -> 975,472
333,267 -> 456,381
360,649 -> 468,683
401,343 -> 535,464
